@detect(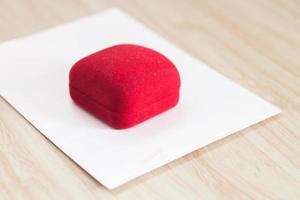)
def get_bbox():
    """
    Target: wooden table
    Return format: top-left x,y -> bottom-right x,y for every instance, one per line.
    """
0,0 -> 299,199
